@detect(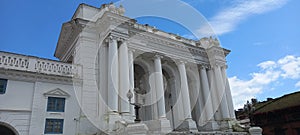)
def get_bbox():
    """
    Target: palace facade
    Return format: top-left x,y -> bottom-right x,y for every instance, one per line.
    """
0,3 -> 246,135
